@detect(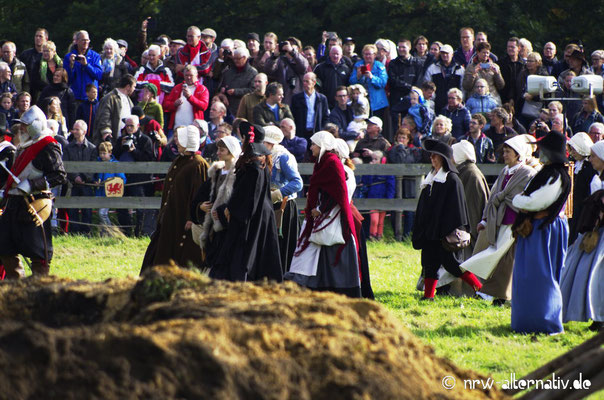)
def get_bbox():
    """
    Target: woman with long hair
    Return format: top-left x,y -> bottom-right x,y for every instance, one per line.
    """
210,122 -> 283,282
31,41 -> 62,102
571,97 -> 604,134
286,131 -> 361,297
46,96 -> 68,138
38,67 -> 76,130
